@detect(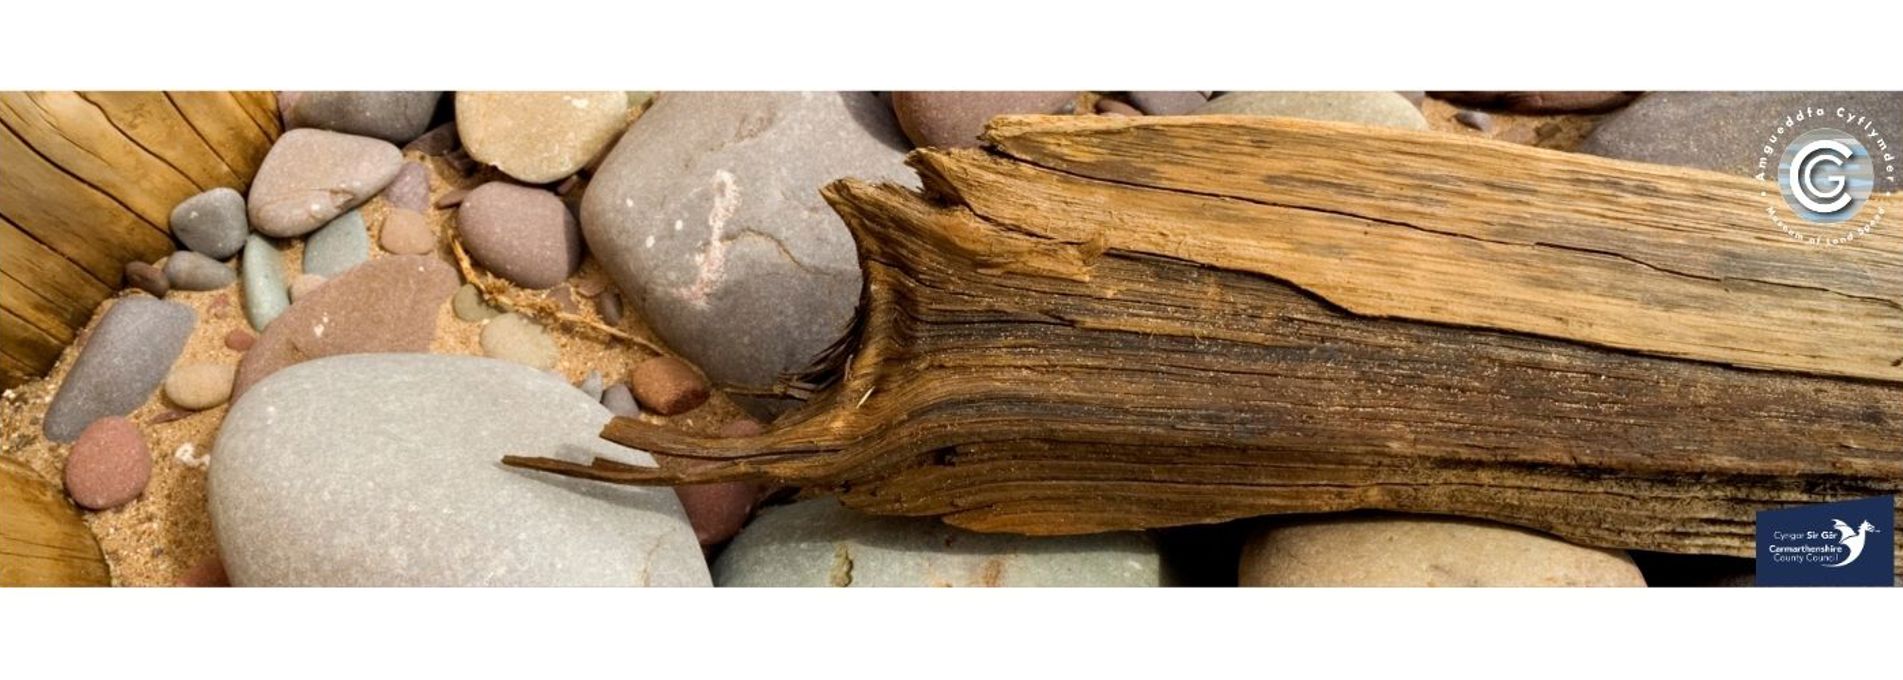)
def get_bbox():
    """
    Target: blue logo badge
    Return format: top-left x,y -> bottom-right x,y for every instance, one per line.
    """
1756,495 -> 1894,587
